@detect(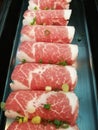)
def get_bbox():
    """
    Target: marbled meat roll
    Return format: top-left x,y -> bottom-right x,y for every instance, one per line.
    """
10,63 -> 78,91
21,25 -> 75,44
5,91 -> 79,126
